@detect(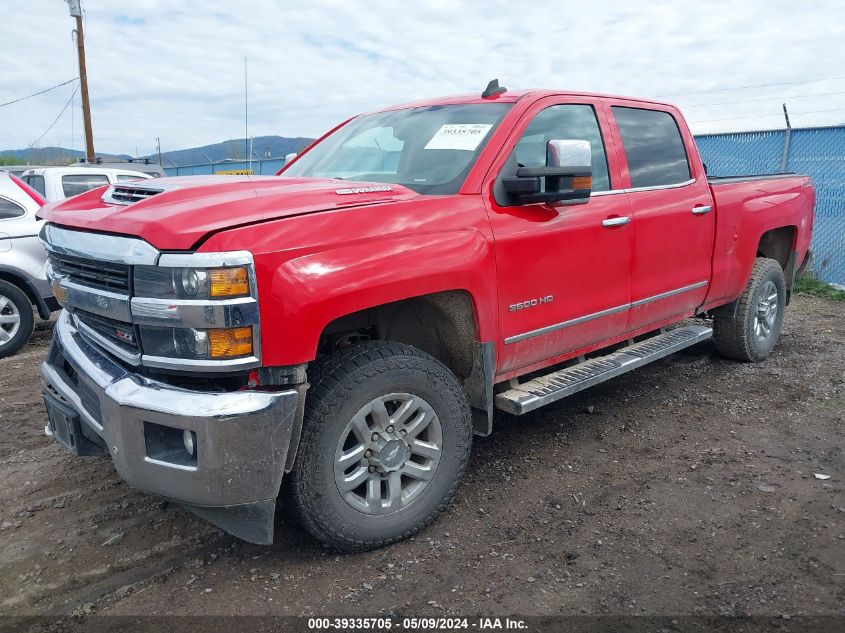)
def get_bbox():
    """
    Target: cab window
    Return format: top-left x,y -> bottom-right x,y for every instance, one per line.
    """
0,197 -> 25,220
611,106 -> 691,188
23,175 -> 45,197
61,173 -> 110,198
512,104 -> 611,192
